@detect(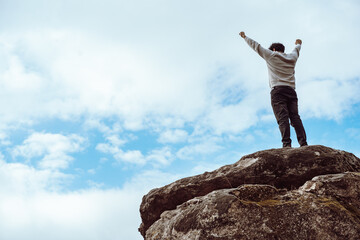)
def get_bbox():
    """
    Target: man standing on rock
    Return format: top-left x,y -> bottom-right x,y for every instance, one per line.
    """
239,31 -> 307,148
